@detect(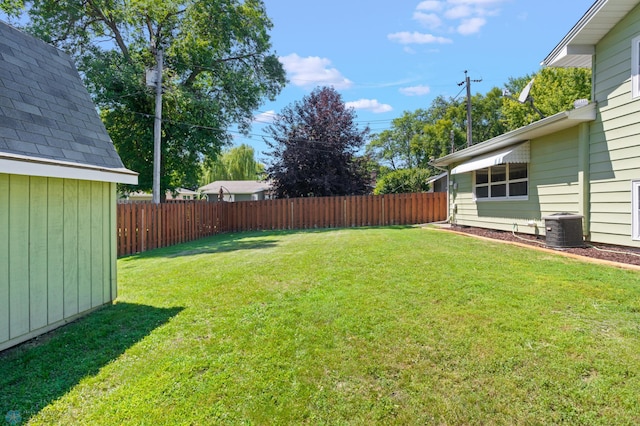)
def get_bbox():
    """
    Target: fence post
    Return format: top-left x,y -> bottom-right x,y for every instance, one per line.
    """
343,198 -> 347,228
141,207 -> 146,253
